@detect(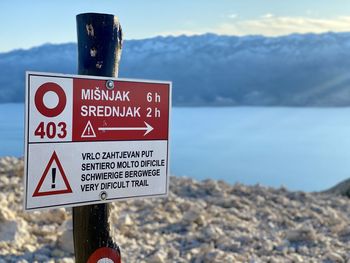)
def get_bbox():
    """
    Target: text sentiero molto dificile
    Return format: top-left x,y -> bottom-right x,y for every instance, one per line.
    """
80,150 -> 166,192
